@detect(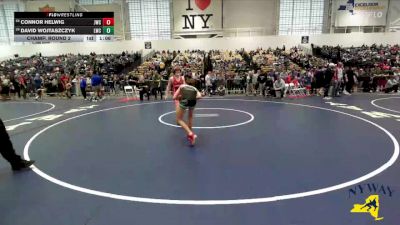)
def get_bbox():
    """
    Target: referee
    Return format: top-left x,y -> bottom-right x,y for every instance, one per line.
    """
0,118 -> 35,171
